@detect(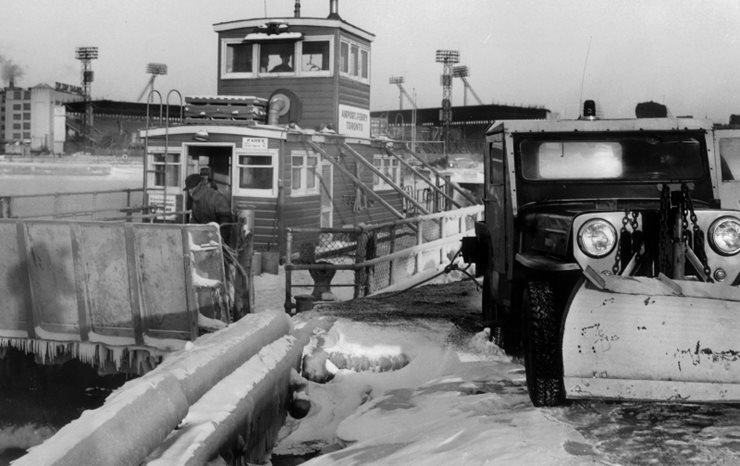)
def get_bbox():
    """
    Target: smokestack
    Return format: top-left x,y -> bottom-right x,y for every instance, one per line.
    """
294,0 -> 301,18
328,0 -> 341,19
